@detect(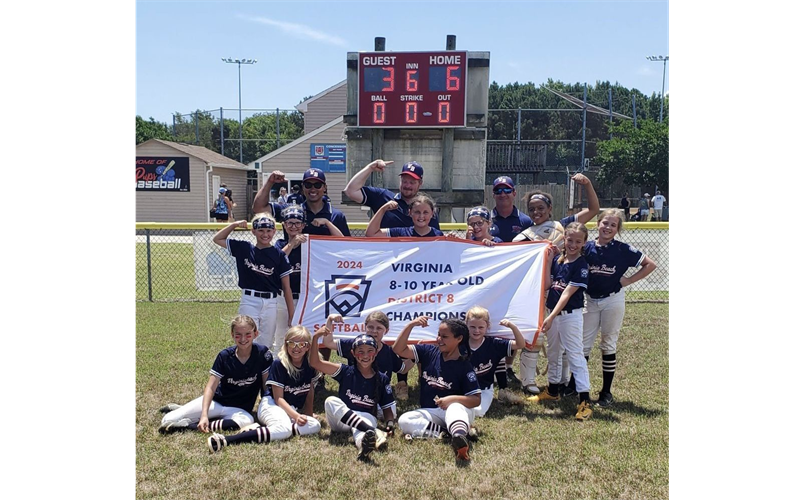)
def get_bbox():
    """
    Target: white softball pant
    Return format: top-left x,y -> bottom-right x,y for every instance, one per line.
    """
256,395 -> 321,441
545,309 -> 590,393
398,403 -> 475,438
324,396 -> 378,450
238,292 -> 279,353
274,297 -> 299,354
582,290 -> 626,356
160,395 -> 254,429
472,386 -> 495,418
